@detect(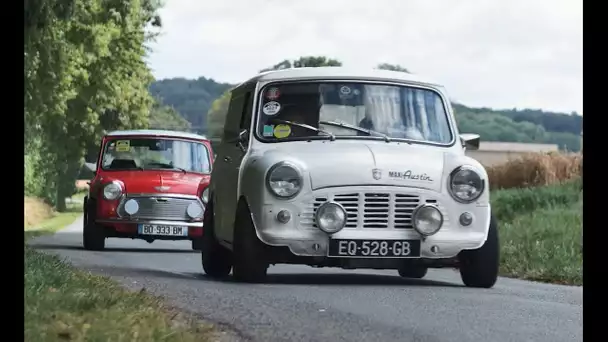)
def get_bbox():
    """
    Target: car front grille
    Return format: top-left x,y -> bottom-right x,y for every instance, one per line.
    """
301,191 -> 433,229
117,195 -> 202,221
